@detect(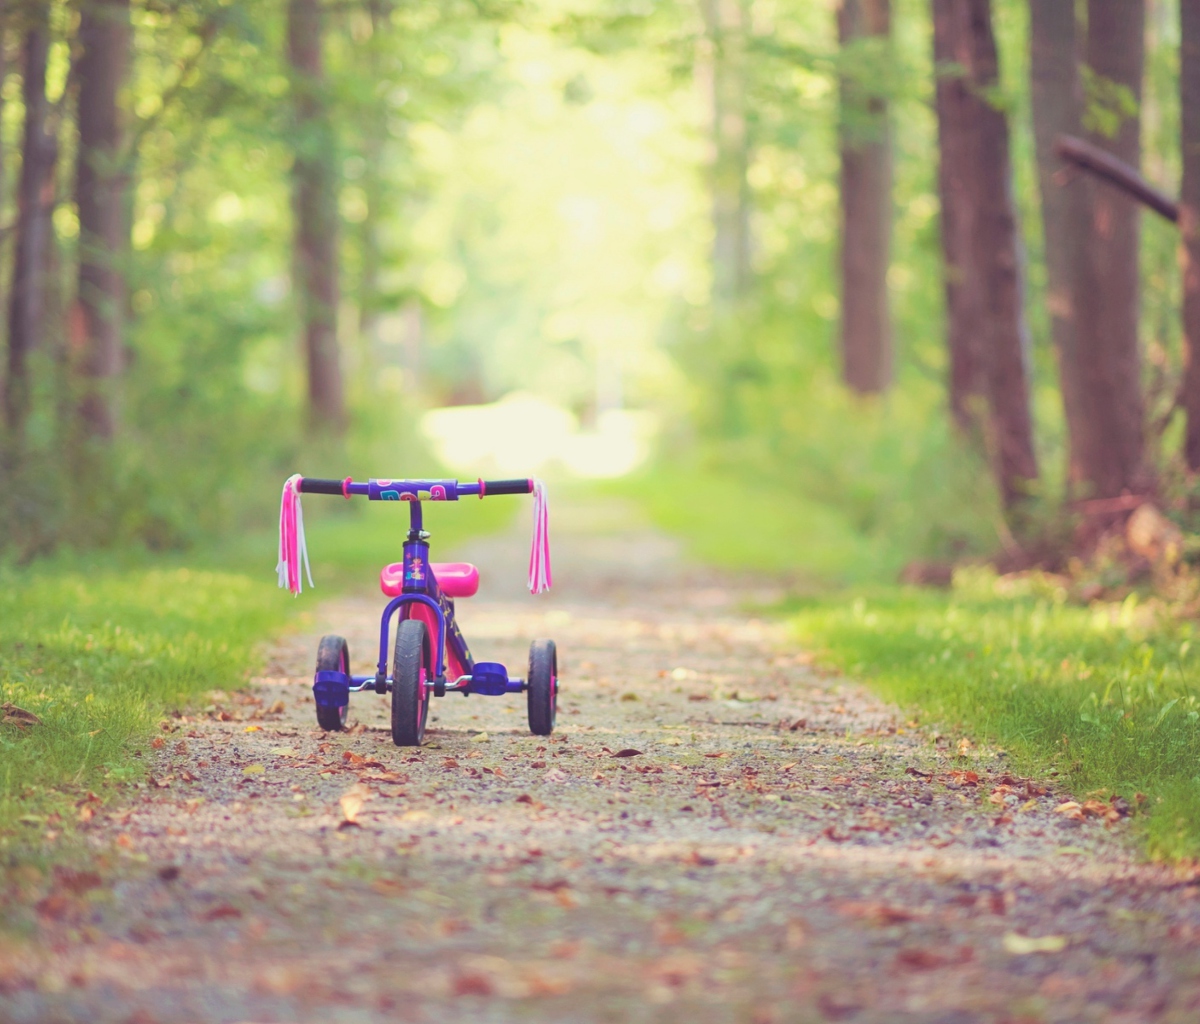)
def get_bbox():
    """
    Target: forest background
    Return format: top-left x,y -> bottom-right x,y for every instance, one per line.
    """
5,0 -> 1200,858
